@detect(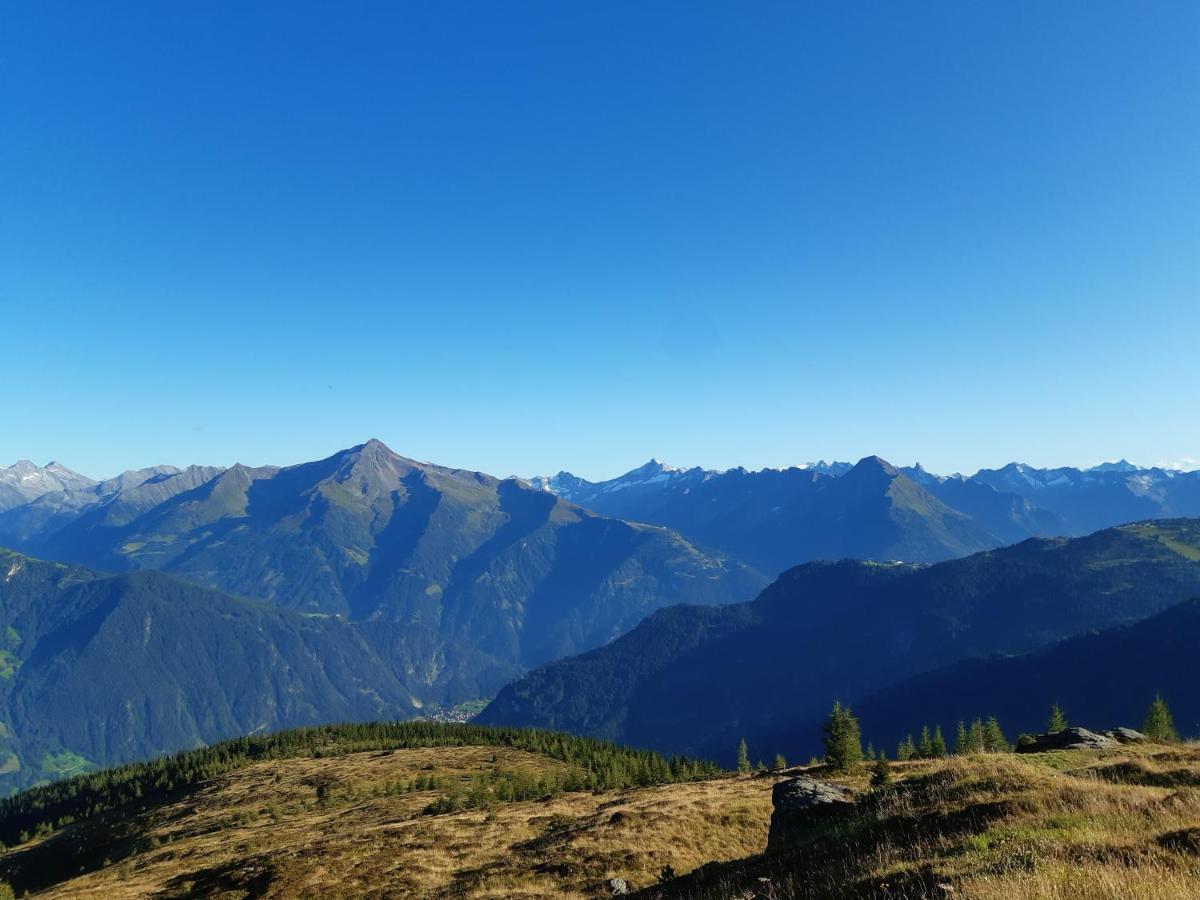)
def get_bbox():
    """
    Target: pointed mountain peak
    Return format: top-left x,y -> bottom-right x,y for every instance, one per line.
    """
625,458 -> 678,477
850,455 -> 900,478
358,438 -> 394,455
